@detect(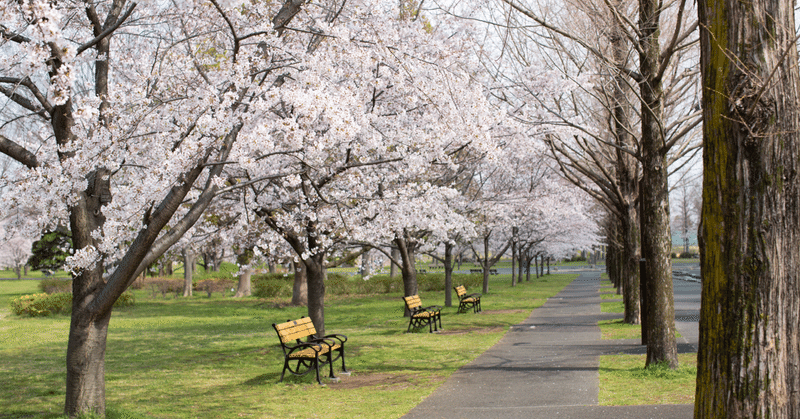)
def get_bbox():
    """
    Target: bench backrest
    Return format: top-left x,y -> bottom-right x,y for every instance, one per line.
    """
273,317 -> 317,344
454,285 -> 467,298
403,295 -> 423,311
